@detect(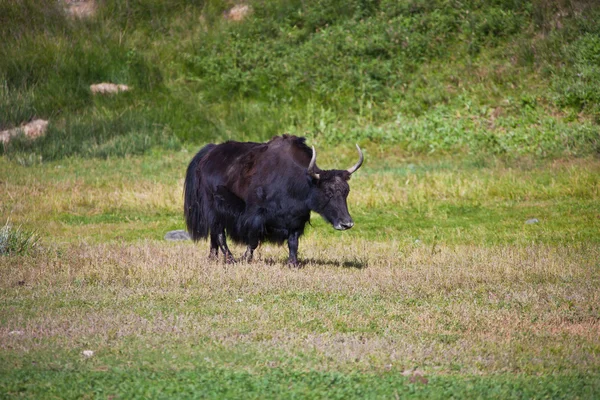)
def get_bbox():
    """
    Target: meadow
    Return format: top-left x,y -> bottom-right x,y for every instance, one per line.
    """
1,0 -> 600,398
